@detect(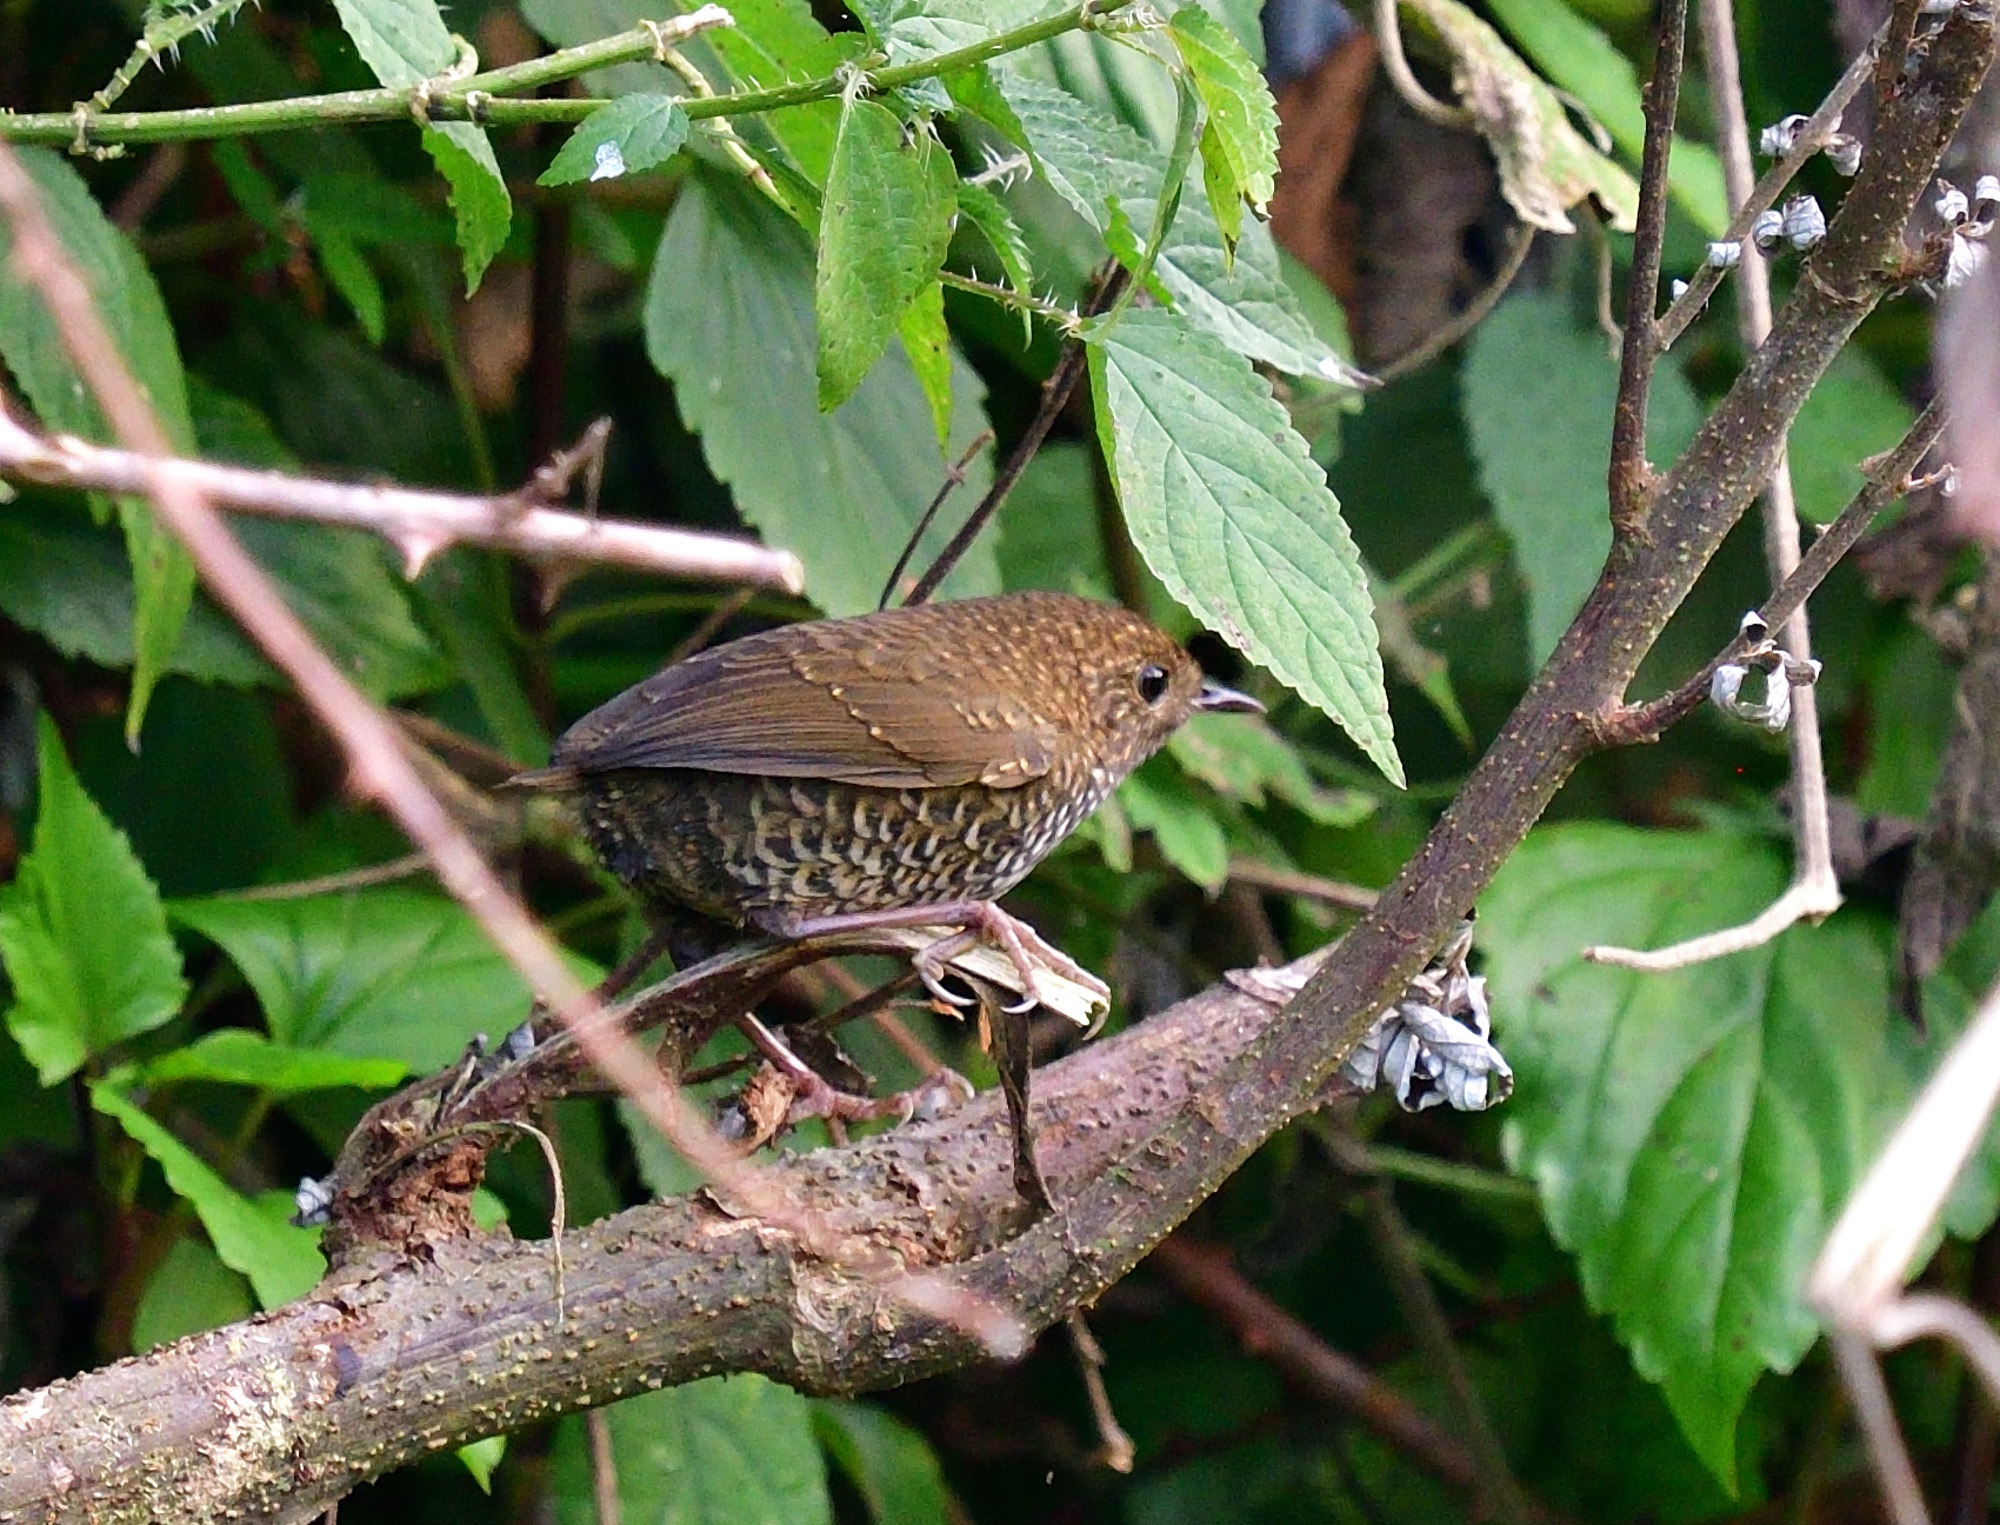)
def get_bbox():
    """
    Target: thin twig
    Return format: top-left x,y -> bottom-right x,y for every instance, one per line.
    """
1590,400 -> 1948,748
1374,223 -> 1535,384
1371,0 -> 1474,128
0,138 -> 1018,1358
1227,858 -> 1379,912
0,408 -> 804,590
223,854 -> 434,901
1585,0 -> 1845,972
1065,1312 -> 1135,1473
586,1408 -> 622,1525
878,429 -> 997,610
902,265 -> 1127,607
1656,26 -> 1882,352
1607,0 -> 1691,534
